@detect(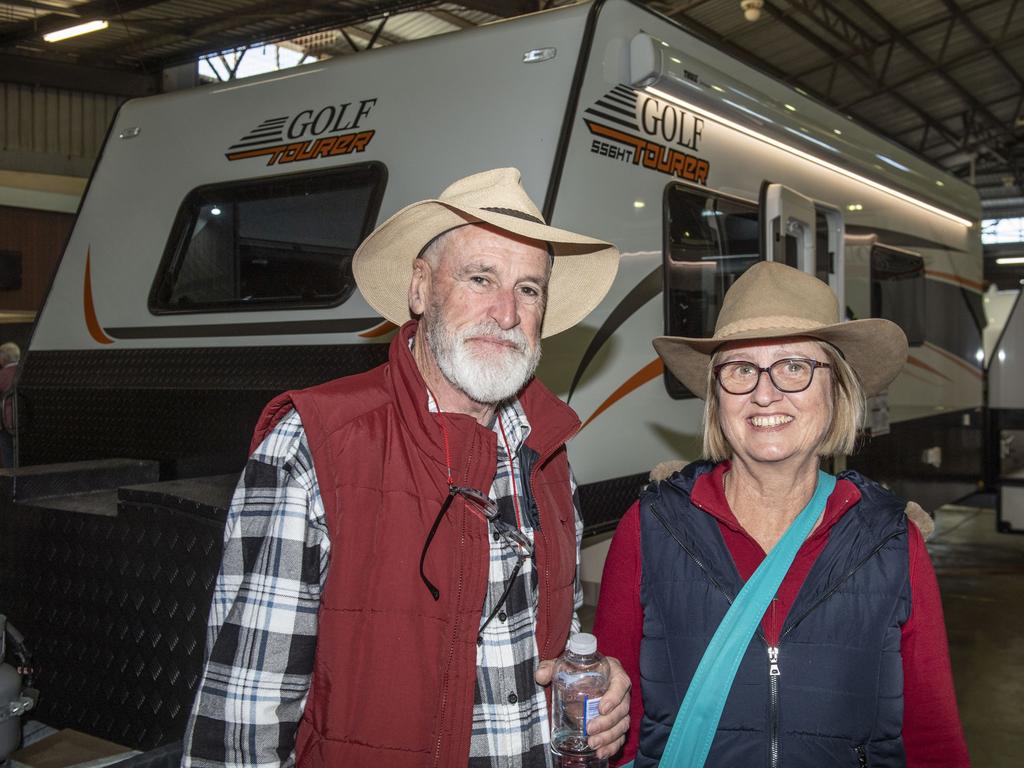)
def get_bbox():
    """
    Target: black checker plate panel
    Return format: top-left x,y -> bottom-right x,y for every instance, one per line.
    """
16,344 -> 389,468
0,496 -> 226,749
578,472 -> 648,536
